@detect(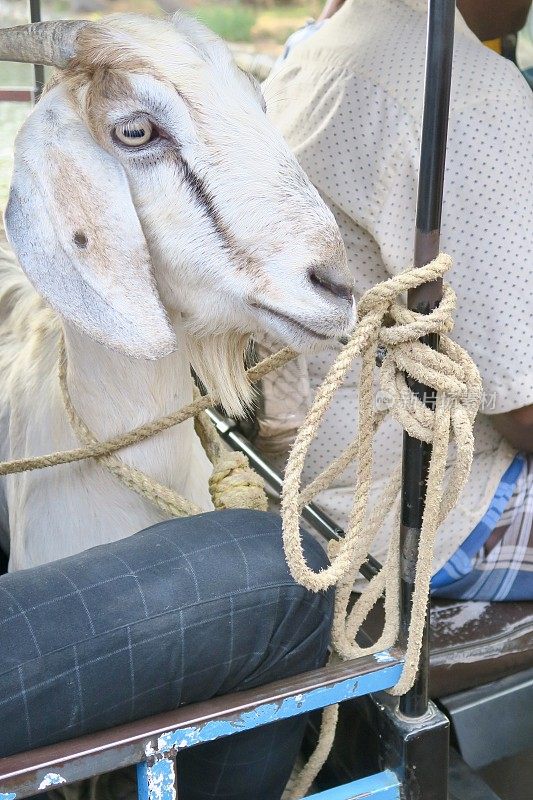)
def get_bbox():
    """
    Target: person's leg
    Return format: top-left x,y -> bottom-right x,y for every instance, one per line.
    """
0,510 -> 332,799
432,455 -> 533,601
173,512 -> 332,800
